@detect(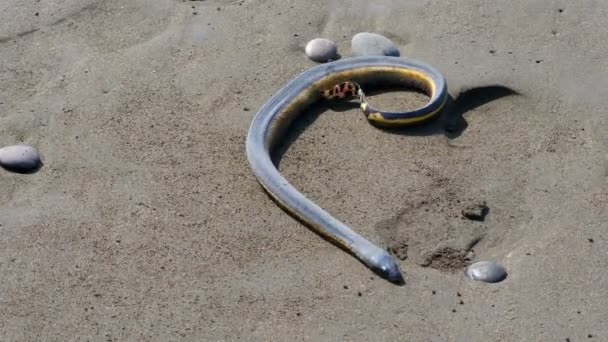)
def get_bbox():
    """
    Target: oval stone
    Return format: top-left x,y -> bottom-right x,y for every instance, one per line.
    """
305,38 -> 338,63
465,261 -> 507,283
0,145 -> 42,173
351,32 -> 400,57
